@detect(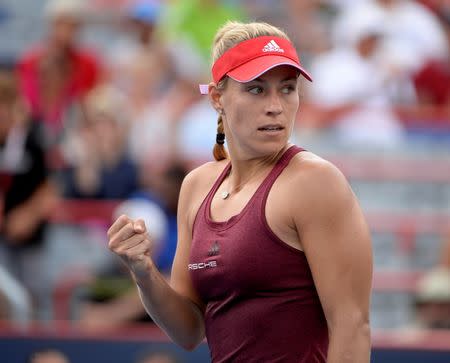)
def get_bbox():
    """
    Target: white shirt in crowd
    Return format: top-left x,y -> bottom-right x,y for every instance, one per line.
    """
334,0 -> 448,72
309,47 -> 404,147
